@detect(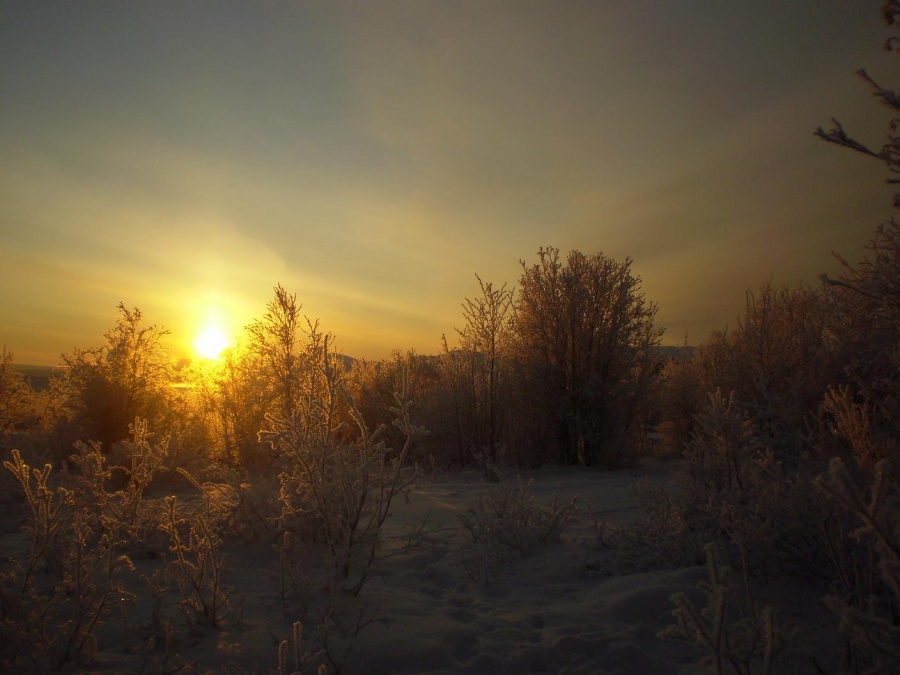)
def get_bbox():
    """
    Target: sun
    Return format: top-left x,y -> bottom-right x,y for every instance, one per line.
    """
194,324 -> 230,360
